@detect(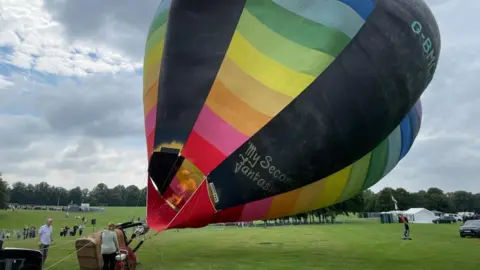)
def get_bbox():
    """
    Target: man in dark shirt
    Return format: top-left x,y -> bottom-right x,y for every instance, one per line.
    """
403,216 -> 411,240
